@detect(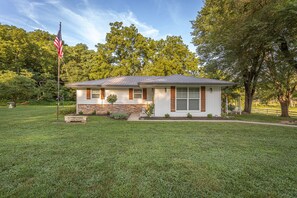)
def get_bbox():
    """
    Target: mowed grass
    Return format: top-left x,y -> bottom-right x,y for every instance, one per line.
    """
233,113 -> 297,123
0,106 -> 297,197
